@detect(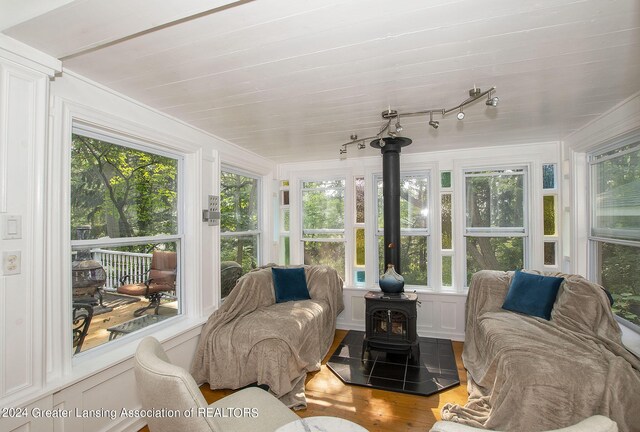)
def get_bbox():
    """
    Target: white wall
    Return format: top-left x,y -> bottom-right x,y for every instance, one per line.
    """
0,34 -> 276,432
0,34 -> 58,417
